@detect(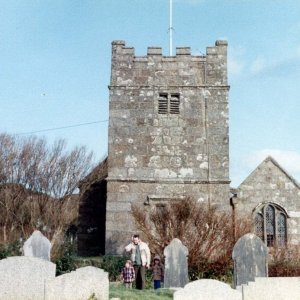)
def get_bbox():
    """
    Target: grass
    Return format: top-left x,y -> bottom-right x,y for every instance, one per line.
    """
109,283 -> 175,300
